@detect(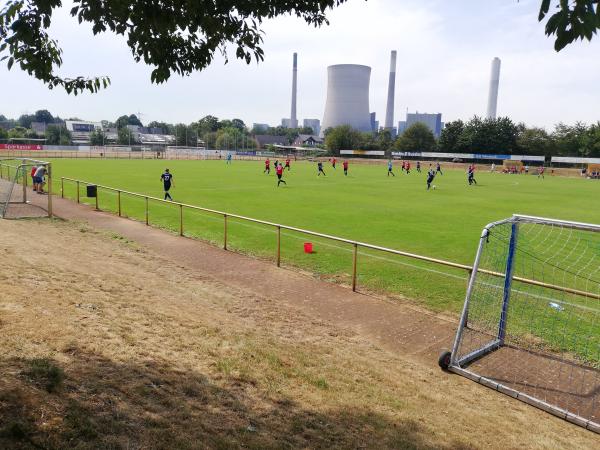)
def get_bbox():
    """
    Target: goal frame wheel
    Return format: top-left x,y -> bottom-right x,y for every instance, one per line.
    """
438,350 -> 452,370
